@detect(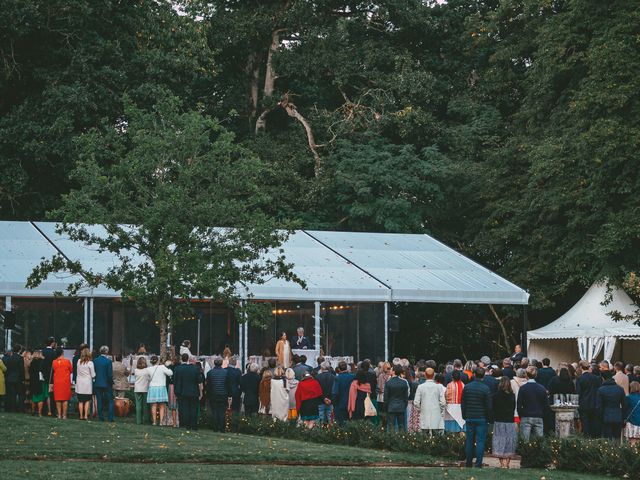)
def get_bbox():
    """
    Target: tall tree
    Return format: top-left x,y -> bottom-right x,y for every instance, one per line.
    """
27,94 -> 300,357
0,0 -> 213,219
